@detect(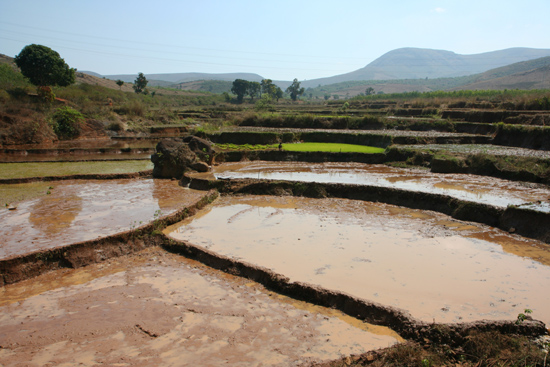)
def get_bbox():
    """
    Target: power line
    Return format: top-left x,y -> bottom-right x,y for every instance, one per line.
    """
0,36 -> 354,75
0,20 -> 368,61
